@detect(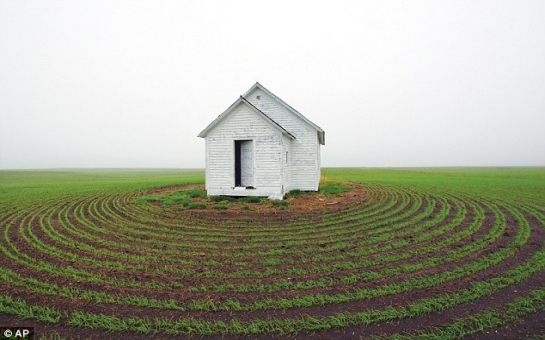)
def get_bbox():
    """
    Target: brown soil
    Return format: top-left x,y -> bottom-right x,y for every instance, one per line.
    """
0,183 -> 544,339
146,182 -> 369,216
